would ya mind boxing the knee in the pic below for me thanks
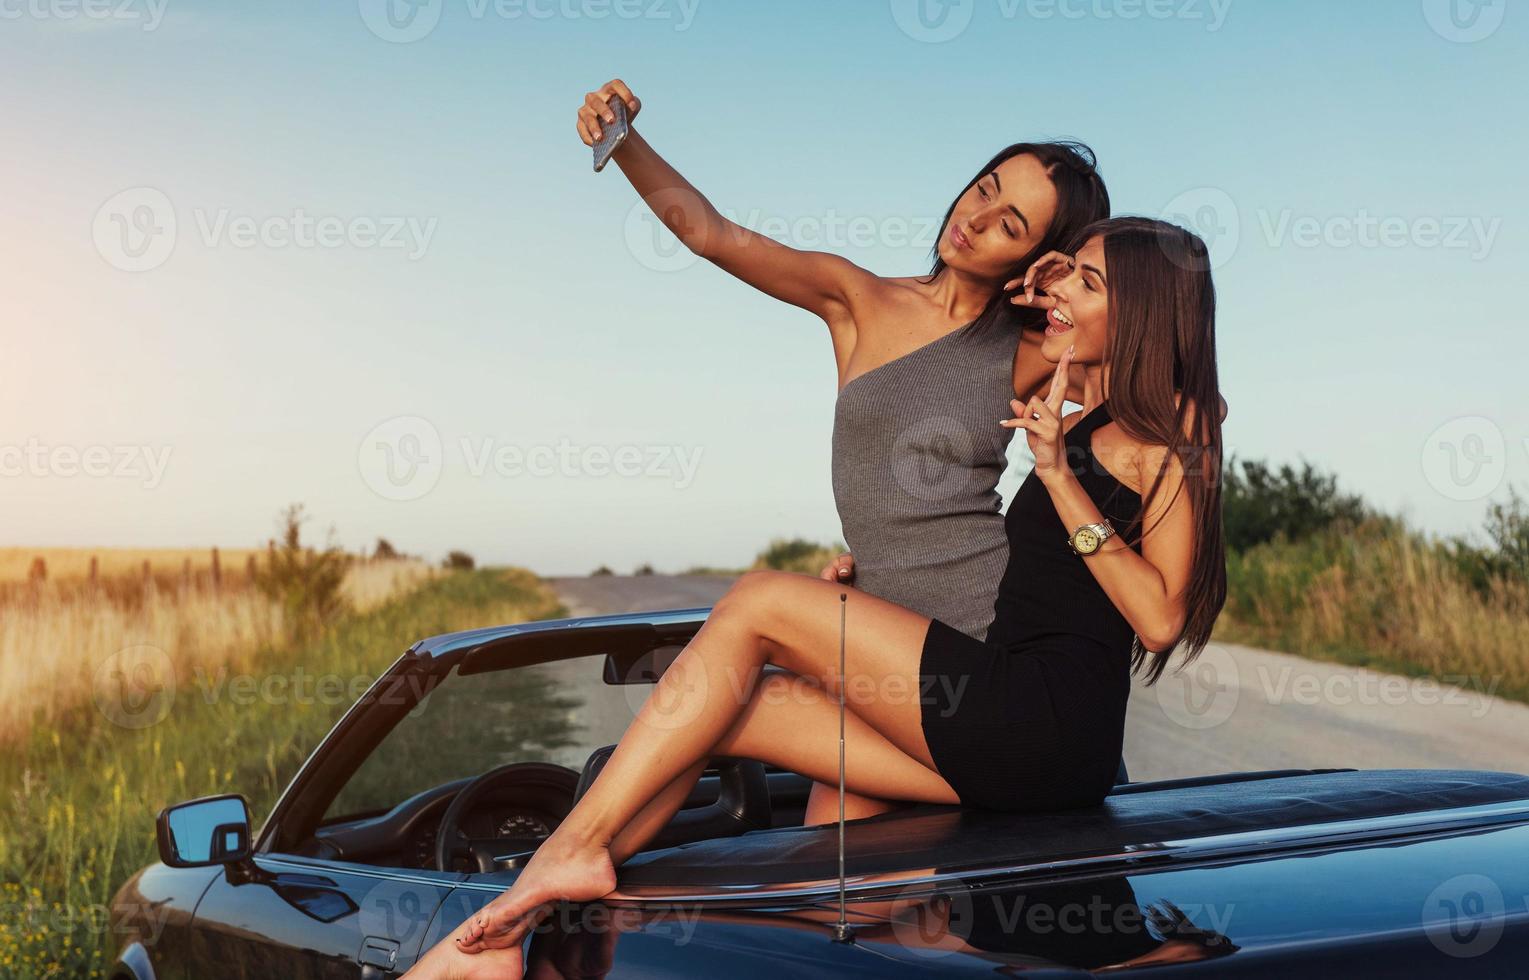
[715,570,791,620]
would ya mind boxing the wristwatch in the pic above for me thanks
[1067,519,1115,556]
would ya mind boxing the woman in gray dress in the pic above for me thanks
[579,79,1110,824]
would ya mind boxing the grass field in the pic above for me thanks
[0,553,440,744]
[0,565,563,979]
[1218,518,1529,704]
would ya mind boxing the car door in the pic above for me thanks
[185,854,460,978]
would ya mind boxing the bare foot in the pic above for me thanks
[455,830,618,954]
[402,926,525,979]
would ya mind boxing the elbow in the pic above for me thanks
[683,207,727,260]
[1138,613,1187,655]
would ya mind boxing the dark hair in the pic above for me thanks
[1072,216,1227,685]
[923,141,1110,334]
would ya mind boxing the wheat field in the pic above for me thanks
[0,547,263,584]
[0,551,438,744]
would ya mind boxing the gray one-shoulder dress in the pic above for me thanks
[831,317,1020,640]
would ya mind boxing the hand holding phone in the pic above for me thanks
[592,95,629,172]
[580,81,640,172]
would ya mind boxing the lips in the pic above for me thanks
[1044,307,1075,337]
[950,225,972,250]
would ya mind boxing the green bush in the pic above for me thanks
[1442,484,1529,597]
[1222,455,1372,551]
[251,504,351,640]
[750,537,846,576]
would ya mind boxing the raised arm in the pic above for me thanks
[580,80,877,334]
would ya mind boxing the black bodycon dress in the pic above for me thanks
[918,398,1143,811]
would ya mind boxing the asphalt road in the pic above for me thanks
[547,574,1529,784]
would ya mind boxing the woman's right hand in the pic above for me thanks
[820,552,855,584]
[577,79,642,146]
[1004,250,1076,310]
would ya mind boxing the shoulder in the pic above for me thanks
[835,274,920,335]
[1131,392,1216,498]
[1173,390,1228,431]
[818,266,898,339]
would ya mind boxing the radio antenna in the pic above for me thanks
[832,592,855,943]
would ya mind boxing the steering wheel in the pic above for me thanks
[434,762,581,873]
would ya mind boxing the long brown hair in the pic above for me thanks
[923,141,1111,335]
[1078,217,1226,684]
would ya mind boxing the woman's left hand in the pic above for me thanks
[1001,343,1074,480]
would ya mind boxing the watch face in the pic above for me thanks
[1076,528,1100,554]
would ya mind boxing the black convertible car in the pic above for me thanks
[111,607,1529,977]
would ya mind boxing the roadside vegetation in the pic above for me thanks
[1217,459,1529,703]
[713,460,1529,704]
[0,508,562,979]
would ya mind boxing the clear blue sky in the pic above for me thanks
[2,0,1525,572]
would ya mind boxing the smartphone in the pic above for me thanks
[592,96,629,173]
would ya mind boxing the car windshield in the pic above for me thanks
[324,652,639,822]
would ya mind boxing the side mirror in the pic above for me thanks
[156,794,253,868]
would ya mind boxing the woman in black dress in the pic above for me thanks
[414,216,1225,978]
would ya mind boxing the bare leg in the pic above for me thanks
[441,571,958,967]
[802,778,901,826]
[607,759,706,864]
